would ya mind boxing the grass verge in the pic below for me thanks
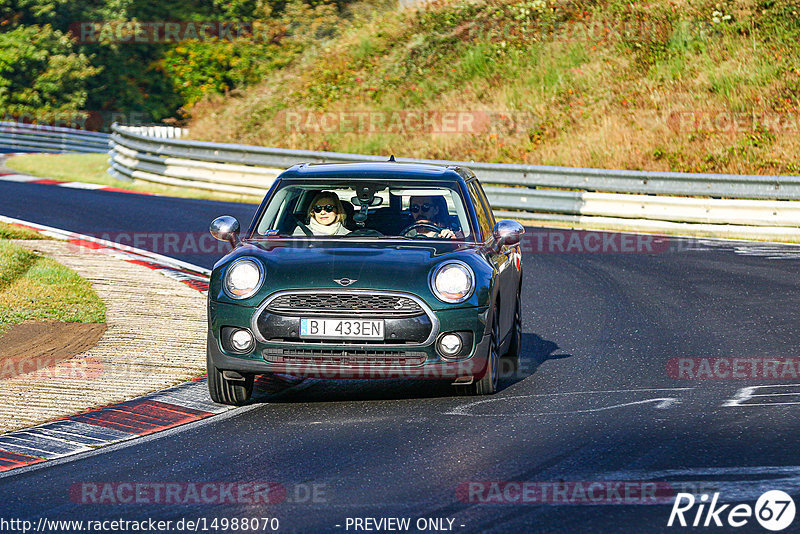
[0,222,44,240]
[0,239,106,336]
[4,153,262,203]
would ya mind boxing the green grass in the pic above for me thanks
[458,44,497,80]
[353,35,377,61]
[0,222,43,240]
[5,153,261,203]
[0,240,106,335]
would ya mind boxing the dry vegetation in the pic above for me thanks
[187,0,800,175]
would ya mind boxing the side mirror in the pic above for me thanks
[492,220,524,249]
[210,216,241,248]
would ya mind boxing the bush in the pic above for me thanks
[0,25,99,120]
[162,0,348,108]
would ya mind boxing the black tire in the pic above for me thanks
[207,351,253,406]
[455,311,499,396]
[502,289,522,376]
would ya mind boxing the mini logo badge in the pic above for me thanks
[334,278,357,287]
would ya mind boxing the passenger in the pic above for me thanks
[407,195,461,239]
[294,191,350,236]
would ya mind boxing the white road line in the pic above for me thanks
[727,401,800,406]
[723,384,800,407]
[0,441,65,459]
[0,174,38,182]
[490,387,695,397]
[37,420,135,442]
[59,182,107,190]
[689,238,800,260]
[445,388,693,417]
[19,428,118,447]
[0,433,93,457]
[447,398,681,417]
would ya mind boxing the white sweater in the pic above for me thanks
[293,219,350,236]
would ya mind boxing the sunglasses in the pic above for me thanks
[410,203,433,213]
[312,204,337,214]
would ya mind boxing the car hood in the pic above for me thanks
[240,240,483,290]
[209,239,491,310]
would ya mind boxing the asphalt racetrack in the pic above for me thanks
[1,179,799,533]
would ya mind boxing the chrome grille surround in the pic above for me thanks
[250,289,439,347]
[265,293,423,317]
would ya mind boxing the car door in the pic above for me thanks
[467,180,515,344]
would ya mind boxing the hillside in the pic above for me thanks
[187,0,800,175]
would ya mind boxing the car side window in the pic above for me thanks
[473,180,496,228]
[467,182,492,242]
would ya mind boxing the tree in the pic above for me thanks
[0,25,99,121]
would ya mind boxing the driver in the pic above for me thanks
[294,191,349,236]
[407,196,461,239]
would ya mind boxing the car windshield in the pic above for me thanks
[254,180,474,241]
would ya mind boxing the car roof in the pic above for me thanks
[278,161,470,181]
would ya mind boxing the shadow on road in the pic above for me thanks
[250,332,570,403]
[498,332,571,390]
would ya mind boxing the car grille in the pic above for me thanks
[263,348,426,366]
[265,292,424,317]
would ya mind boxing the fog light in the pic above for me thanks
[230,329,254,352]
[438,333,463,357]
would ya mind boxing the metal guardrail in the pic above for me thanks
[4,120,796,239]
[0,121,110,153]
[107,124,800,238]
[110,123,800,200]
[109,125,279,196]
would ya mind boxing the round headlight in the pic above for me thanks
[431,261,475,303]
[224,258,263,299]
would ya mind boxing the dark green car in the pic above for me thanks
[207,161,524,405]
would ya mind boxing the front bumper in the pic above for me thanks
[208,300,491,380]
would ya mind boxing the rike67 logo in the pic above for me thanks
[668,491,796,531]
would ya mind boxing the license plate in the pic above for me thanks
[299,318,384,340]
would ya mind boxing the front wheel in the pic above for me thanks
[455,311,499,396]
[207,351,253,406]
